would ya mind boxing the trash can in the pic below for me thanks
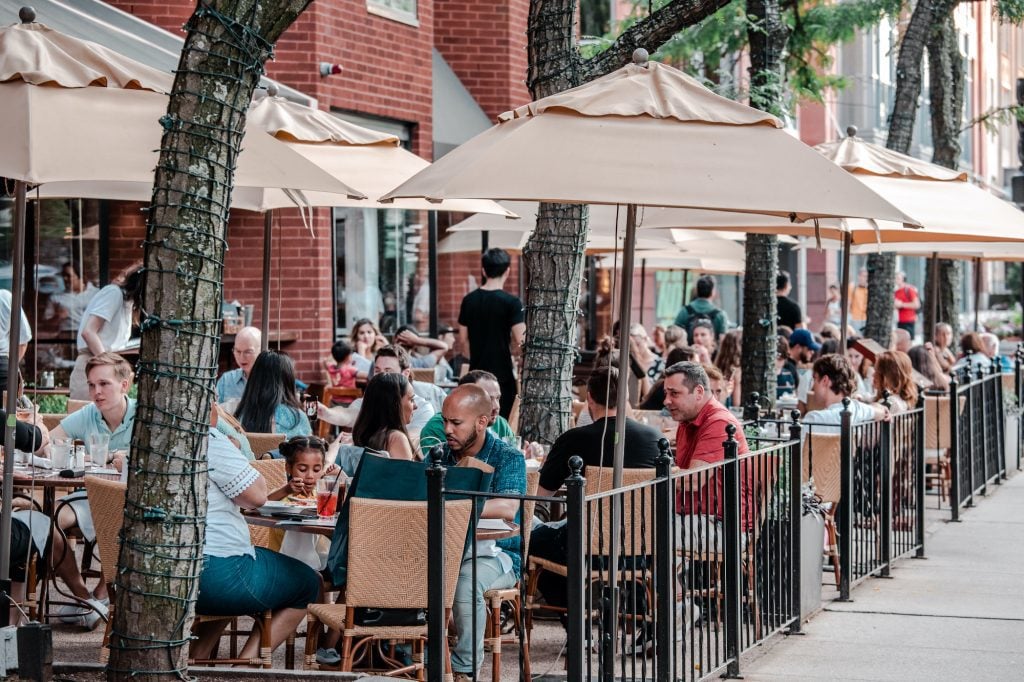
[801,512,825,619]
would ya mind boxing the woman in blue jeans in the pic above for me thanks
[191,427,321,660]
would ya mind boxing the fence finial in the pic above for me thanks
[842,396,851,411]
[568,455,584,479]
[657,438,671,459]
[428,444,445,467]
[725,423,737,440]
[789,409,800,424]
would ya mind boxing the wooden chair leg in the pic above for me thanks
[99,599,114,663]
[826,517,841,587]
[303,613,321,670]
[340,611,356,672]
[487,595,501,681]
[516,594,531,680]
[260,610,273,668]
[524,565,541,634]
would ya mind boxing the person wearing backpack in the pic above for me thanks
[674,275,728,340]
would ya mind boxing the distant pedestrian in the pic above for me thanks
[776,270,804,329]
[458,248,525,419]
[674,275,727,341]
[823,284,842,327]
[848,268,869,331]
[893,271,920,337]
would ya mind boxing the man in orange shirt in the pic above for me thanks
[848,268,869,331]
[664,362,753,550]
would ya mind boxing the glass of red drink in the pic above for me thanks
[316,476,339,519]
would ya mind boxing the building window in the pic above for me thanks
[367,0,418,27]
[329,112,427,337]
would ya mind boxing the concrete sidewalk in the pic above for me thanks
[741,472,1024,681]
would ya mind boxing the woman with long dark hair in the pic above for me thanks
[351,372,415,459]
[234,351,311,438]
[713,329,742,406]
[69,265,144,399]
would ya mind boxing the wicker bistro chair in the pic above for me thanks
[802,433,842,587]
[66,399,90,415]
[303,497,473,677]
[85,476,276,669]
[923,394,965,503]
[248,433,286,460]
[248,459,287,550]
[318,387,362,439]
[482,469,539,681]
[525,467,657,633]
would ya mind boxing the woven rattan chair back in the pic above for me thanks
[522,470,540,556]
[84,476,126,586]
[802,432,842,505]
[345,497,472,610]
[583,466,657,558]
[923,394,965,450]
[66,399,90,415]
[247,433,285,459]
[40,413,63,431]
[748,454,781,532]
[410,368,435,384]
[250,459,287,491]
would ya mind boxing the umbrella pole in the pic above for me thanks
[639,258,647,325]
[0,181,28,624]
[974,256,982,331]
[930,253,939,330]
[260,210,272,352]
[839,232,852,349]
[608,204,638,667]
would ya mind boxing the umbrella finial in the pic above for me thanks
[846,125,858,138]
[19,6,35,23]
[266,83,279,97]
[632,48,649,67]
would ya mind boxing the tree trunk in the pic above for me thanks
[740,0,787,407]
[741,234,778,404]
[871,0,958,346]
[108,2,310,679]
[520,0,730,442]
[924,10,964,341]
[923,257,961,339]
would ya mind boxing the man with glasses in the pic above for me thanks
[216,326,261,404]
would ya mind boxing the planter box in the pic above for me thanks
[801,513,825,619]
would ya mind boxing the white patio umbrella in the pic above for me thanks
[382,51,920,656]
[0,11,358,591]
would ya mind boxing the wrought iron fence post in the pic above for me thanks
[426,448,447,682]
[915,402,927,558]
[723,424,742,678]
[564,456,587,682]
[880,392,893,578]
[948,373,962,522]
[654,438,674,680]
[993,358,1006,482]
[1016,344,1023,472]
[787,410,803,634]
[975,360,985,499]
[839,398,853,601]
[743,391,761,424]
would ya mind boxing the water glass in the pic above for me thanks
[51,439,70,469]
[87,433,110,469]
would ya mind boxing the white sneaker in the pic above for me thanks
[76,598,108,630]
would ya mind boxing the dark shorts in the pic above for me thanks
[197,547,320,616]
[10,518,35,583]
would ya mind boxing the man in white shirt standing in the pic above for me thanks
[0,288,32,389]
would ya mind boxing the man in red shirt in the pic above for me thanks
[894,271,920,337]
[664,362,753,550]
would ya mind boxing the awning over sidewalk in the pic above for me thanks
[0,0,314,105]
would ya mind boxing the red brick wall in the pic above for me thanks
[434,0,531,121]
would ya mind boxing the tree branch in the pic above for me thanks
[582,0,734,80]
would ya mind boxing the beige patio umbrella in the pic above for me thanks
[382,52,920,648]
[439,226,680,254]
[0,12,358,590]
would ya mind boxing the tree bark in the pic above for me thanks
[108,2,310,679]
[923,257,962,338]
[870,0,958,346]
[740,0,787,407]
[520,0,729,442]
[924,10,964,340]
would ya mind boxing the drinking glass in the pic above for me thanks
[316,477,339,519]
[87,433,110,469]
[51,438,70,469]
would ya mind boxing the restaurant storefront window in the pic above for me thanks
[0,194,103,383]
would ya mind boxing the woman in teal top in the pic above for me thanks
[234,351,312,438]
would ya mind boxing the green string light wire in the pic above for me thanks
[105,2,274,675]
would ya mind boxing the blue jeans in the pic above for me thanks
[451,554,516,674]
[197,548,320,616]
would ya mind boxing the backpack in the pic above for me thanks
[684,304,721,339]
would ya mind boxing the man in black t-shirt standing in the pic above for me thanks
[776,270,804,329]
[458,248,526,419]
[530,367,663,608]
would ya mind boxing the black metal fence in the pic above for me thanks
[948,358,1008,521]
[424,425,806,681]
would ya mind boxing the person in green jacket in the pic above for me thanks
[674,275,728,340]
[418,370,516,456]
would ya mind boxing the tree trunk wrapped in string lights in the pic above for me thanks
[520,0,732,443]
[108,2,310,680]
[740,0,787,407]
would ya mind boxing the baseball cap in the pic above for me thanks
[789,328,822,352]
